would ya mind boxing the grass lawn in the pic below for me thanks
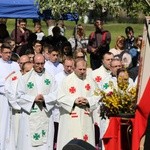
[6,19,144,67]
[7,19,144,48]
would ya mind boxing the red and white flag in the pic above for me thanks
[132,78,150,150]
[132,16,150,150]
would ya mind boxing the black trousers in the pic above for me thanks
[53,122,59,149]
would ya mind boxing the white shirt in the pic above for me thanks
[36,32,45,41]
[44,61,64,76]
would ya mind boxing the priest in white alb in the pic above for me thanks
[5,55,32,147]
[16,54,57,150]
[0,43,20,150]
[53,57,74,149]
[57,58,101,150]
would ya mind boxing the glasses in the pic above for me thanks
[111,65,122,68]
[35,62,45,66]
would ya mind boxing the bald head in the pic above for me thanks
[19,55,30,69]
[20,55,30,62]
[33,54,45,73]
[33,54,45,62]
[74,58,87,80]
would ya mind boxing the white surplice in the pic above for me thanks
[91,65,111,127]
[5,71,22,147]
[44,61,64,76]
[5,71,22,110]
[0,58,20,150]
[16,69,57,150]
[57,72,101,150]
[99,75,134,150]
[53,71,67,123]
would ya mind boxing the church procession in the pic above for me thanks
[0,12,149,150]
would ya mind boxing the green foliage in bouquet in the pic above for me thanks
[95,76,137,119]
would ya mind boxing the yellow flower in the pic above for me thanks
[97,80,137,118]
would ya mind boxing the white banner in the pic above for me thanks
[137,16,150,103]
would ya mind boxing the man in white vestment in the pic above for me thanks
[53,57,74,149]
[98,58,123,150]
[57,58,101,150]
[92,52,114,85]
[5,55,32,147]
[0,43,20,150]
[5,55,31,110]
[16,54,57,150]
[99,67,134,148]
[91,52,114,147]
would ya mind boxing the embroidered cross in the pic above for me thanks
[27,82,34,89]
[85,84,91,91]
[33,133,40,140]
[69,87,76,94]
[12,76,17,81]
[83,134,88,142]
[42,130,46,136]
[103,83,109,89]
[44,79,51,85]
[31,108,38,113]
[95,76,102,82]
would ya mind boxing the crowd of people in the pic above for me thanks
[0,18,141,150]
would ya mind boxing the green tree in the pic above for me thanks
[35,0,150,20]
[120,0,150,18]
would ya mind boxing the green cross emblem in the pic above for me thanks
[33,133,40,140]
[103,83,109,89]
[31,107,38,113]
[42,130,46,136]
[44,79,51,85]
[27,82,34,89]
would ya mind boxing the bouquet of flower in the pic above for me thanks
[95,77,137,119]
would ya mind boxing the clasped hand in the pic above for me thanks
[75,97,88,106]
[35,94,44,103]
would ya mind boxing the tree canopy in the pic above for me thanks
[35,0,150,20]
